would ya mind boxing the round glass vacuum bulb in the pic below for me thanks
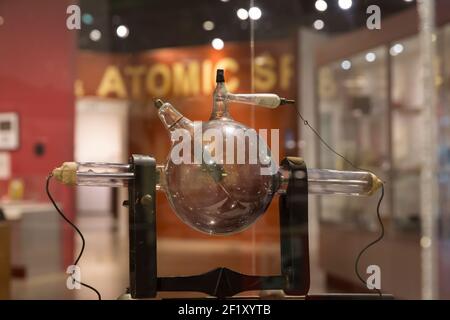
[163,118,275,235]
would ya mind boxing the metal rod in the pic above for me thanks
[307,179,369,186]
[78,162,132,169]
[77,172,135,179]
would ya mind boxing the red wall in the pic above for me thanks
[0,0,76,266]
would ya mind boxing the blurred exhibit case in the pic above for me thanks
[315,5,450,298]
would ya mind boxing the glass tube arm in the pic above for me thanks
[277,168,383,196]
[225,93,295,109]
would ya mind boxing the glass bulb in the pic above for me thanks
[153,70,278,235]
[156,96,275,235]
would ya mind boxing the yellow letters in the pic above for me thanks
[97,66,128,98]
[172,62,200,96]
[146,63,171,97]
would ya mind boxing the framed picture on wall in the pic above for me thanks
[0,112,19,151]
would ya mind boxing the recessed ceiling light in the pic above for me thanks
[116,25,129,38]
[341,60,352,70]
[365,52,376,62]
[313,19,324,30]
[237,8,249,20]
[248,7,262,20]
[338,0,352,10]
[212,38,224,50]
[315,0,328,12]
[82,13,94,25]
[390,43,404,56]
[203,20,215,31]
[89,29,102,42]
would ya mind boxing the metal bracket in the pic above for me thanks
[128,155,157,298]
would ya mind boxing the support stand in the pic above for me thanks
[128,155,157,298]
[126,155,309,299]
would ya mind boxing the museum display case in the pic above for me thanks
[316,4,450,298]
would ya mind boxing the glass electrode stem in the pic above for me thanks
[226,93,295,109]
[210,69,231,120]
[209,69,296,114]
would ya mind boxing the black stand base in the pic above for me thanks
[158,268,285,298]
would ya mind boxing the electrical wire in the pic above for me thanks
[354,184,384,296]
[293,106,385,297]
[46,174,102,300]
[293,107,384,180]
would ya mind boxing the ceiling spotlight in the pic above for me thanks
[82,13,94,25]
[404,0,414,2]
[203,20,215,31]
[212,38,224,50]
[365,52,376,62]
[248,7,262,20]
[341,60,352,70]
[390,43,404,56]
[313,19,324,30]
[116,25,129,38]
[220,0,230,2]
[89,29,102,42]
[237,8,249,20]
[315,0,328,12]
[338,0,352,10]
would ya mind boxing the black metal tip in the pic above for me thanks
[154,99,164,109]
[216,69,225,83]
[280,98,296,105]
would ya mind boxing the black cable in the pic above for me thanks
[292,106,385,296]
[46,174,102,300]
[293,107,384,179]
[354,184,385,296]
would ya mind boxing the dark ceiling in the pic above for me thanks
[79,0,416,52]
